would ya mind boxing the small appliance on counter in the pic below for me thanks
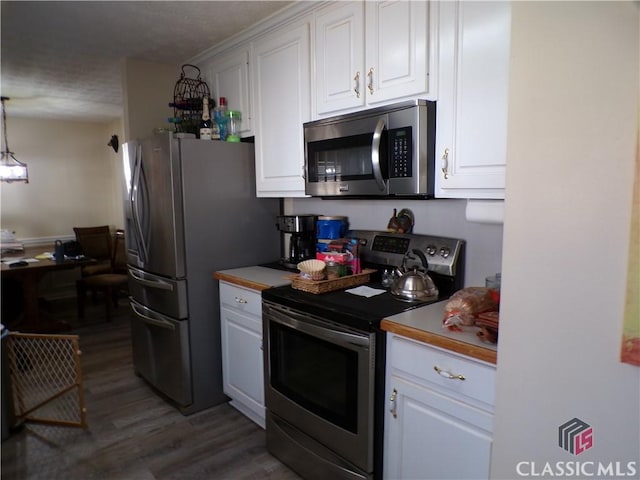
[276,215,318,269]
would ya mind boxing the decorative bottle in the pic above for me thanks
[214,96,228,141]
[199,97,213,140]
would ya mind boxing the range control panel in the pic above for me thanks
[350,230,465,277]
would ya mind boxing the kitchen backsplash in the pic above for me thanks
[285,198,503,287]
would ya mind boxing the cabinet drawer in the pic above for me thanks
[388,333,496,409]
[219,282,262,318]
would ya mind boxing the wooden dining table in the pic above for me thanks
[1,245,96,333]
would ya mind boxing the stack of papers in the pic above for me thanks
[0,229,24,254]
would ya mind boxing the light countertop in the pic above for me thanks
[214,266,292,291]
[381,300,498,364]
[214,266,496,363]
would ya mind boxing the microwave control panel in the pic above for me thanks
[389,127,413,178]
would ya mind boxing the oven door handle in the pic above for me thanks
[267,308,370,349]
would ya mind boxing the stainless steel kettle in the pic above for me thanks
[390,249,439,302]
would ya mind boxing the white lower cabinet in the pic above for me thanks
[384,333,496,480]
[219,281,265,428]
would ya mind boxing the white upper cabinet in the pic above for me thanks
[205,48,253,136]
[314,2,366,115]
[365,1,431,106]
[252,18,311,197]
[435,1,511,199]
[314,1,433,117]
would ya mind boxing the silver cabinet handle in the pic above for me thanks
[441,148,450,179]
[354,71,361,98]
[367,67,374,95]
[434,365,465,381]
[234,296,248,304]
[389,388,398,418]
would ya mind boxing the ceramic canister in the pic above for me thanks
[316,216,348,240]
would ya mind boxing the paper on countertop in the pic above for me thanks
[345,286,387,298]
[1,257,39,264]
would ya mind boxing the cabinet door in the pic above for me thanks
[207,48,253,136]
[384,376,493,480]
[220,305,265,427]
[252,20,311,197]
[315,2,365,115]
[435,1,511,199]
[364,0,430,105]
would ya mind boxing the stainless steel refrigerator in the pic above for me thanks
[122,132,280,415]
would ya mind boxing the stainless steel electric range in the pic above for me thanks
[262,230,465,480]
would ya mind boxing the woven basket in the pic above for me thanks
[290,269,376,294]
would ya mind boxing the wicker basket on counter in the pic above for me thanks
[289,269,376,294]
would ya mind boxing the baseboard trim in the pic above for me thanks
[20,235,75,247]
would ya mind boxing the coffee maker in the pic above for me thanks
[276,215,318,269]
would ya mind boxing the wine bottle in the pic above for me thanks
[199,97,213,140]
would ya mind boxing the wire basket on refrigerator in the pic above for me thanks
[171,64,212,135]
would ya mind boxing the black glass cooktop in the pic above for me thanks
[262,282,442,332]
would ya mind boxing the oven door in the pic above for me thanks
[304,114,390,197]
[263,300,376,473]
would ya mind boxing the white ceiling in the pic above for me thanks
[0,1,293,123]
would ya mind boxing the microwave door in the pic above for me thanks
[305,117,390,196]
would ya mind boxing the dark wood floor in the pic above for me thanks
[1,298,301,480]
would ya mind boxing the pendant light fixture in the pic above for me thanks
[0,96,28,183]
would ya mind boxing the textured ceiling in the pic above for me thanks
[0,1,293,123]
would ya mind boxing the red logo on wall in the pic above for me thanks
[559,418,594,455]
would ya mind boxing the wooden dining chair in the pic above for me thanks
[73,225,113,277]
[76,229,129,322]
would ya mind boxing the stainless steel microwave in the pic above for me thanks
[304,99,435,197]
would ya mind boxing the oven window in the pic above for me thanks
[269,322,358,433]
[307,133,388,183]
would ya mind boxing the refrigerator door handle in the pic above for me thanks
[128,268,174,291]
[131,144,149,265]
[130,299,176,330]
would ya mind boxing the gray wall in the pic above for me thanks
[122,58,178,142]
[286,197,503,287]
